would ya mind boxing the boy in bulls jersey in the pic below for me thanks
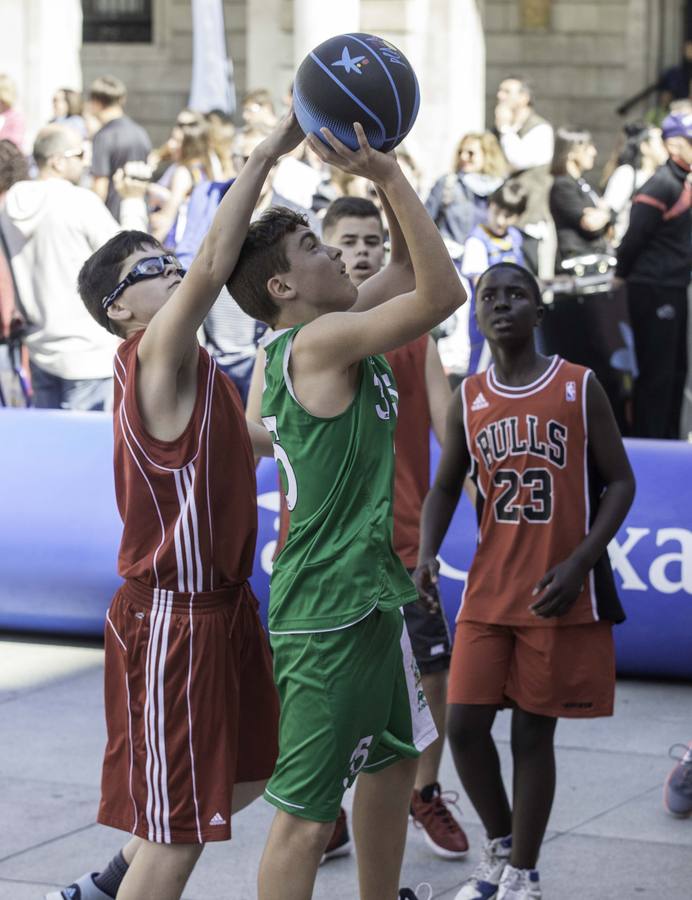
[47,114,304,900]
[229,125,465,900]
[416,262,635,900]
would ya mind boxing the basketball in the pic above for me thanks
[293,32,420,152]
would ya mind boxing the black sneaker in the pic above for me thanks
[399,884,433,899]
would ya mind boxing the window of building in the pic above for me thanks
[82,0,153,43]
[520,0,551,30]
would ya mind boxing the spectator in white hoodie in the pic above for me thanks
[0,125,145,410]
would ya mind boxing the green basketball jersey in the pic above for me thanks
[261,326,417,634]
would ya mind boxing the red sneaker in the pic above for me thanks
[411,782,469,859]
[320,806,352,865]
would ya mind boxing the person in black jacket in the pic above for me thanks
[615,111,692,439]
[550,128,612,272]
[549,127,613,270]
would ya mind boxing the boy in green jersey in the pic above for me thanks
[228,123,466,900]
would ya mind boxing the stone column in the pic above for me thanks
[293,0,361,69]
[246,0,285,97]
[0,0,82,151]
[403,0,486,191]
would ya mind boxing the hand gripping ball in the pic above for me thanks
[293,33,420,152]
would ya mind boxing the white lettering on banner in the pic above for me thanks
[258,491,280,576]
[437,557,468,583]
[256,491,692,597]
[649,528,692,594]
[607,528,650,591]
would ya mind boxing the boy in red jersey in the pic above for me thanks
[46,113,304,900]
[416,262,635,900]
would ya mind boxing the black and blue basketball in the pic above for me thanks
[293,32,420,153]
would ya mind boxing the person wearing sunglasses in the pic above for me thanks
[0,124,148,411]
[47,111,304,900]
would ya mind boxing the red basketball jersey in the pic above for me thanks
[386,335,431,567]
[460,355,622,628]
[113,332,257,592]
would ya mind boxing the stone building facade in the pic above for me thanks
[0,0,687,185]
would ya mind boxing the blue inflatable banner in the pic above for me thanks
[1,409,690,678]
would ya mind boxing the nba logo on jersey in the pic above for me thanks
[565,381,577,402]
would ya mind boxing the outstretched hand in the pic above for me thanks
[258,108,305,162]
[306,122,399,186]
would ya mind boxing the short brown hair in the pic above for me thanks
[227,207,308,327]
[89,75,126,108]
[489,180,528,216]
[78,230,164,336]
[322,196,383,238]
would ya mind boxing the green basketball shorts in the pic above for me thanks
[264,607,438,822]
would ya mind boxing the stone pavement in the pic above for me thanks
[1,636,691,900]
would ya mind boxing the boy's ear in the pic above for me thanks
[535,304,544,324]
[266,275,297,304]
[107,301,134,328]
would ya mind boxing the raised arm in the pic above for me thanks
[138,112,304,371]
[349,182,414,313]
[296,125,466,369]
[425,336,452,445]
[245,345,274,460]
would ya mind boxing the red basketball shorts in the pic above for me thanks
[448,619,616,718]
[98,579,279,844]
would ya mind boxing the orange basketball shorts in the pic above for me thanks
[448,619,616,718]
[98,579,279,844]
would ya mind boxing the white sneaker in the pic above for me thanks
[454,835,512,900]
[497,865,541,899]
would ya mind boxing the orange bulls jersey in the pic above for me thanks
[113,332,257,593]
[459,356,623,628]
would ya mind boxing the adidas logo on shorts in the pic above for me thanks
[209,811,227,826]
[471,391,489,411]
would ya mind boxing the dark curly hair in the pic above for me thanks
[0,139,28,194]
[227,206,308,326]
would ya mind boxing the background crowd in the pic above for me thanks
[0,69,690,439]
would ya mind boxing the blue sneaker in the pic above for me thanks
[664,741,692,818]
[454,835,512,899]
